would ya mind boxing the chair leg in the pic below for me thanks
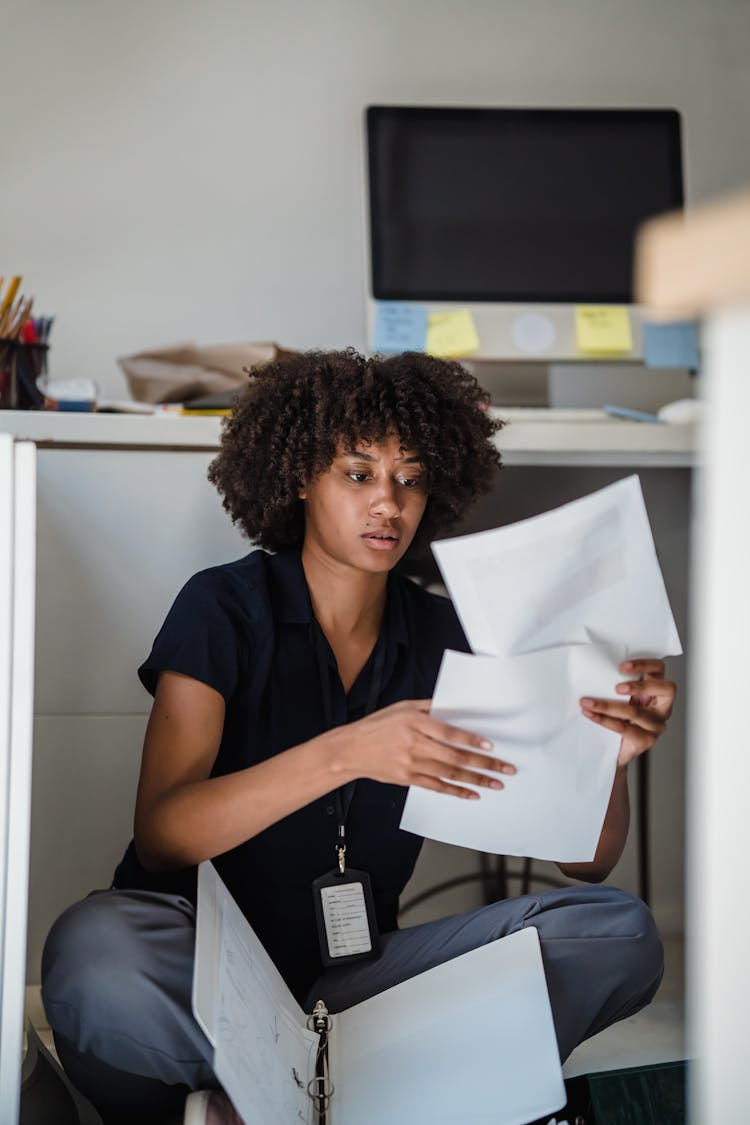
[637,752,651,906]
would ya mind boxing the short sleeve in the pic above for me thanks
[138,571,244,702]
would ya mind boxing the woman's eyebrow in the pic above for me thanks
[343,449,377,461]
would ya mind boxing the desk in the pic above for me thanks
[494,408,694,468]
[0,406,696,465]
[0,409,692,979]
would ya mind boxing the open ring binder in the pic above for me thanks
[194,861,567,1125]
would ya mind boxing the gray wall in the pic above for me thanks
[2,0,750,397]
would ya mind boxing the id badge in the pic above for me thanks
[311,866,381,968]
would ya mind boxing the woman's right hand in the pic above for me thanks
[334,699,516,798]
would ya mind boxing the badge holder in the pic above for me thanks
[312,836,382,968]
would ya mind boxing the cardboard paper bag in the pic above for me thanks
[117,341,296,404]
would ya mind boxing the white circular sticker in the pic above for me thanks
[511,312,557,355]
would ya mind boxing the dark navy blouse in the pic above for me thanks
[113,549,468,999]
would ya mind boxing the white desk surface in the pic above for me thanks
[0,408,696,467]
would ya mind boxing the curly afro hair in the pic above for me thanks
[208,348,502,552]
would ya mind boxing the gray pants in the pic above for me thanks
[41,884,663,1115]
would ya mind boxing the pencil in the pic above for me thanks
[0,276,21,319]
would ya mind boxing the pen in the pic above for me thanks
[603,405,664,424]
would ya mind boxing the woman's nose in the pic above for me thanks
[369,481,401,518]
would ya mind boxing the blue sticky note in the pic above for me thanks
[643,321,700,370]
[373,302,428,353]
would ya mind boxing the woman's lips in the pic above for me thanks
[361,532,400,551]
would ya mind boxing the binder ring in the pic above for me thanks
[307,1074,334,1106]
[307,1010,333,1032]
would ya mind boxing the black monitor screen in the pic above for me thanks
[367,107,683,303]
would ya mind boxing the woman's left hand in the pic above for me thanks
[580,659,676,768]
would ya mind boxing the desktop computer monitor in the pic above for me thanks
[366,106,683,305]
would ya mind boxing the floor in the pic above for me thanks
[25,938,685,1123]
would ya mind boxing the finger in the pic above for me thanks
[586,715,658,760]
[630,695,673,720]
[423,758,506,791]
[411,773,482,800]
[581,710,656,744]
[615,678,675,697]
[581,699,668,734]
[615,680,676,715]
[580,698,667,734]
[582,711,667,742]
[588,715,666,748]
[420,716,496,755]
[619,659,665,678]
[426,740,516,776]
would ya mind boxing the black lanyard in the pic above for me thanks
[312,618,387,872]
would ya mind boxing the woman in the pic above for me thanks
[42,350,674,1124]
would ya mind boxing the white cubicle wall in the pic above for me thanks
[0,436,36,1125]
[688,307,750,1123]
[28,440,249,984]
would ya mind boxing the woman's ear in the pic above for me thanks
[298,480,307,500]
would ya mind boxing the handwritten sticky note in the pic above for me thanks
[643,321,700,369]
[575,306,633,356]
[373,302,428,353]
[426,309,480,358]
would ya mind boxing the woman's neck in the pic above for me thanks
[301,542,388,642]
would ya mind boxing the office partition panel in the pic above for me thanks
[0,436,36,1124]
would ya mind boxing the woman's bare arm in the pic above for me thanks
[133,670,349,871]
[133,670,514,872]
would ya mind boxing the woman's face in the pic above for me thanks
[299,434,428,574]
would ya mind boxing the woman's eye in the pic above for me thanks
[348,472,370,483]
[399,477,423,489]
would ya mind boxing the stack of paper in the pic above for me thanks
[401,475,682,863]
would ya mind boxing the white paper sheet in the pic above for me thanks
[194,864,565,1125]
[194,862,317,1124]
[432,475,682,659]
[215,905,317,1124]
[400,476,681,861]
[401,646,621,861]
[334,926,566,1125]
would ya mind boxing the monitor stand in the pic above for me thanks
[548,363,694,411]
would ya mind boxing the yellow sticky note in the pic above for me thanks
[426,309,480,358]
[575,306,633,356]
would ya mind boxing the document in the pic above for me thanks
[194,861,567,1125]
[430,476,681,660]
[400,476,681,861]
[402,645,621,860]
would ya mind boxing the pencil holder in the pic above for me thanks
[0,340,48,409]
